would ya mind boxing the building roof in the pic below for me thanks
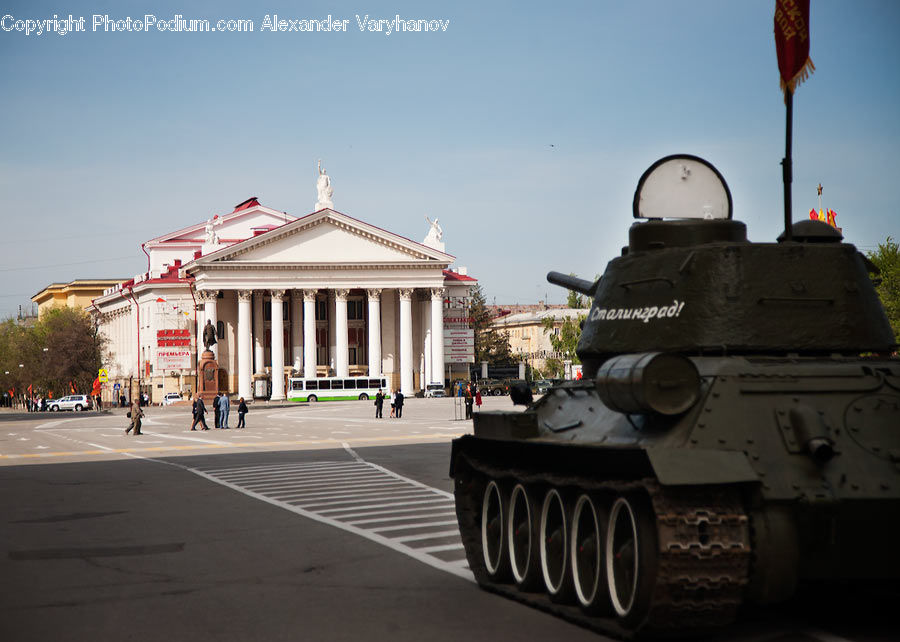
[32,278,128,304]
[492,307,590,327]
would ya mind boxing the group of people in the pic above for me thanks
[373,388,404,418]
[464,383,482,419]
[190,394,248,430]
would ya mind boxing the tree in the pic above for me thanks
[541,313,586,378]
[0,308,105,399]
[868,237,900,340]
[469,284,515,365]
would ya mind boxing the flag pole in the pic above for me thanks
[781,89,793,241]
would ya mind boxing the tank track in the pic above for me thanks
[453,451,751,638]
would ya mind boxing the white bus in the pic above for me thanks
[287,376,391,403]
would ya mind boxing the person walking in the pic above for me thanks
[191,395,209,430]
[220,394,231,429]
[394,389,404,418]
[126,398,144,435]
[213,393,221,428]
[374,389,384,418]
[236,397,248,428]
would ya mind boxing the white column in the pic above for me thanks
[431,288,445,387]
[399,288,414,395]
[291,290,302,372]
[237,290,252,400]
[366,289,382,378]
[204,290,219,360]
[423,297,432,385]
[334,288,350,378]
[327,291,336,374]
[270,289,285,400]
[253,292,264,375]
[196,293,206,365]
[303,289,317,379]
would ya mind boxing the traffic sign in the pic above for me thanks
[98,368,108,383]
[113,383,121,390]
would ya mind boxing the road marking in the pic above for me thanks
[184,454,472,582]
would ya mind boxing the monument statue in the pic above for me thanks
[315,159,334,210]
[423,216,445,252]
[202,319,217,351]
[204,215,222,246]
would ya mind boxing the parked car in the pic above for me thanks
[162,392,183,406]
[423,383,445,398]
[49,394,93,412]
[532,379,554,395]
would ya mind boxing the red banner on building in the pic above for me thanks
[774,0,814,93]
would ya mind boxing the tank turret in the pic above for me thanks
[449,155,900,638]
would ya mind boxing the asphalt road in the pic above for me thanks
[1,399,895,641]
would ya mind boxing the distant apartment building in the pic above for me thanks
[31,279,126,319]
[491,307,590,371]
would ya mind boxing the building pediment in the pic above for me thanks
[189,208,455,269]
[148,201,296,247]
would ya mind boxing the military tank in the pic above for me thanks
[450,154,900,638]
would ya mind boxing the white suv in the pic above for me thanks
[49,395,93,412]
[162,393,182,406]
[423,383,445,398]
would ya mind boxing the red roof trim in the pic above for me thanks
[443,269,477,282]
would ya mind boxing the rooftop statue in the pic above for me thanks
[423,216,445,252]
[315,160,334,210]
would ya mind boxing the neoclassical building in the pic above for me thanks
[90,185,476,403]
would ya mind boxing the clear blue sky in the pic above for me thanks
[2,0,898,318]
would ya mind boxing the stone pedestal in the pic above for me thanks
[199,350,219,403]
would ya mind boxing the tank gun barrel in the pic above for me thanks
[547,271,598,297]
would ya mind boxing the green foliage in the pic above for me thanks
[469,284,516,365]
[541,313,585,378]
[0,307,105,398]
[867,237,900,340]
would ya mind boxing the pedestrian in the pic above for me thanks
[389,391,396,418]
[95,395,102,411]
[394,389,404,418]
[191,395,209,430]
[126,398,144,435]
[213,393,221,428]
[374,389,384,418]
[475,385,483,412]
[220,394,231,429]
[465,387,474,419]
[237,397,248,428]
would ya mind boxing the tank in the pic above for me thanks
[449,154,900,638]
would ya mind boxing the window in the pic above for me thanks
[316,299,327,321]
[348,347,357,365]
[347,299,364,320]
[368,379,382,389]
[291,380,304,391]
[332,379,344,390]
[306,380,318,390]
[216,321,224,339]
[343,379,356,390]
[318,380,331,390]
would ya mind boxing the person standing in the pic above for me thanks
[95,395,102,411]
[374,389,384,418]
[126,398,144,435]
[464,387,474,419]
[191,395,209,430]
[394,389,404,418]
[220,394,231,429]
[213,393,221,428]
[475,385,483,412]
[236,397,248,428]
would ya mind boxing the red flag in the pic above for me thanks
[91,377,102,395]
[69,381,77,394]
[27,384,33,395]
[774,0,814,94]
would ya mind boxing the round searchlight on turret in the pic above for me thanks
[633,154,733,220]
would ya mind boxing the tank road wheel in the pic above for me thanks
[507,483,542,590]
[570,493,611,614]
[606,494,658,625]
[540,488,574,602]
[481,480,510,580]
